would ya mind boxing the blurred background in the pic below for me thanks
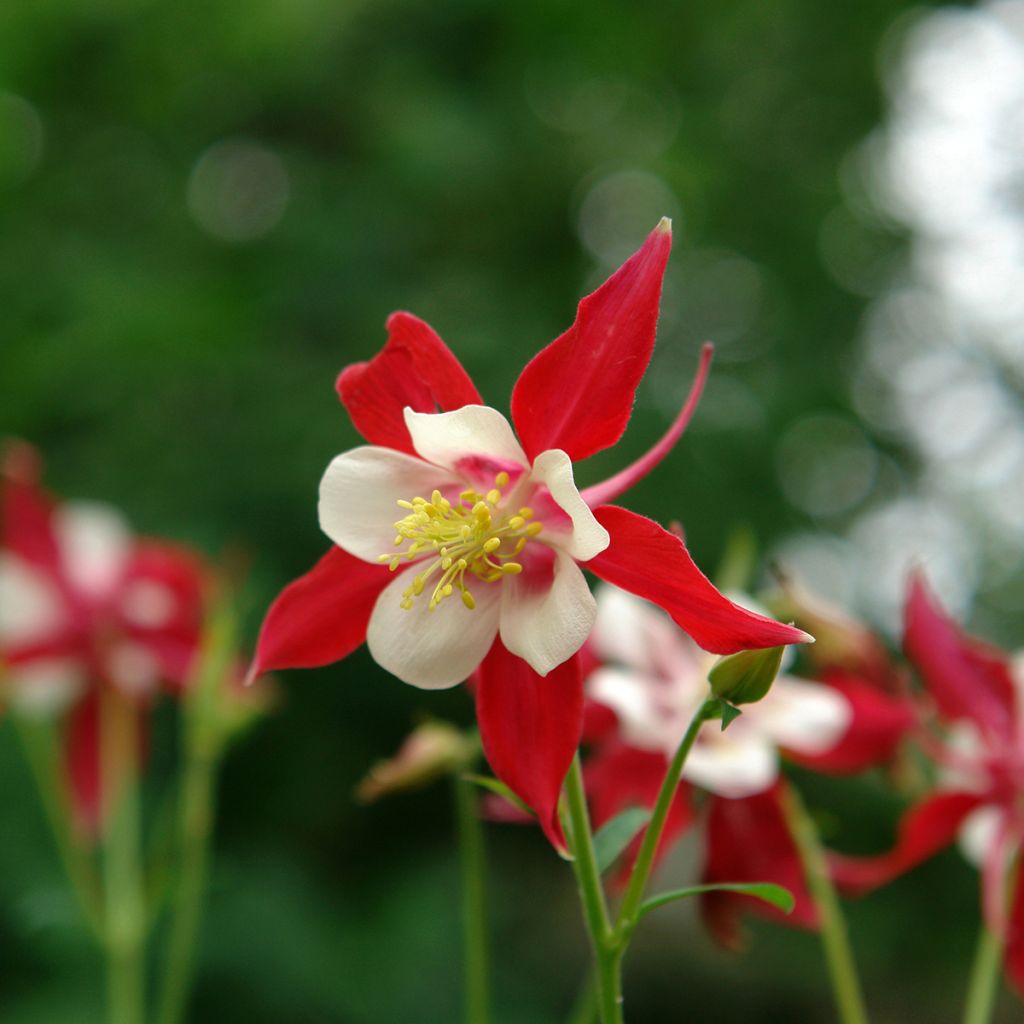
[3,0,1024,1020]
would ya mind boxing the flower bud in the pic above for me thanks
[355,721,475,803]
[709,644,786,706]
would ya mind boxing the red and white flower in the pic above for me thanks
[832,573,1024,993]
[583,584,906,943]
[250,220,810,851]
[0,441,207,831]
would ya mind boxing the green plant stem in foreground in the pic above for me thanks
[101,688,147,1024]
[963,921,1004,1024]
[565,699,718,1024]
[616,699,717,932]
[780,782,869,1024]
[155,740,219,1024]
[454,774,491,1024]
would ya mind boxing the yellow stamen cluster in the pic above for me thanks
[377,470,542,611]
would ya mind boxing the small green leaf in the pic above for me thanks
[638,881,795,919]
[719,702,743,731]
[461,774,534,817]
[594,807,651,873]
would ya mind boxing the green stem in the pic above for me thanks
[11,714,104,939]
[780,781,869,1024]
[154,741,219,1024]
[564,756,621,1024]
[616,699,717,930]
[454,774,490,1024]
[564,971,598,1024]
[963,924,1003,1024]
[101,688,147,1024]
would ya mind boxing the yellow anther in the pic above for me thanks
[501,562,523,575]
[389,556,401,571]
[495,471,510,488]
[393,535,403,546]
[462,590,476,610]
[508,516,525,530]
[526,522,543,537]
[482,537,501,554]
[377,554,392,563]
[486,488,501,504]
[397,500,415,510]
[519,507,534,519]
[460,489,479,503]
[442,556,453,569]
[431,489,444,506]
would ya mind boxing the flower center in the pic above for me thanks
[378,470,543,611]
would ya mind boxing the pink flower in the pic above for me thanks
[0,441,207,833]
[249,221,809,851]
[832,573,1024,993]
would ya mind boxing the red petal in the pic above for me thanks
[584,742,693,887]
[1,440,62,576]
[587,506,811,654]
[475,639,583,855]
[830,790,986,894]
[701,785,817,949]
[336,312,483,454]
[511,221,672,462]
[788,670,916,774]
[904,573,1016,740]
[64,691,102,838]
[249,546,389,679]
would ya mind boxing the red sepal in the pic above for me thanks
[587,506,811,654]
[336,312,482,455]
[904,573,1016,740]
[1,440,62,576]
[701,785,817,949]
[585,742,693,886]
[511,221,672,463]
[65,690,102,838]
[249,546,389,679]
[830,790,986,894]
[789,670,916,774]
[475,640,583,855]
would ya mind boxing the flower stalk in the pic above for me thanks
[963,923,1004,1024]
[454,773,491,1024]
[100,687,147,1024]
[779,781,869,1024]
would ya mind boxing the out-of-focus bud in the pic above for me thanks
[356,721,476,803]
[709,644,786,706]
[772,574,892,685]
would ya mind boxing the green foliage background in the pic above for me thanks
[1,0,1013,1020]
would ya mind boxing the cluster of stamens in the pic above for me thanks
[377,471,542,611]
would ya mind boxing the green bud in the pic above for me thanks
[708,644,786,705]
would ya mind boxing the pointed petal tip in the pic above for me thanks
[243,659,260,688]
[656,216,672,235]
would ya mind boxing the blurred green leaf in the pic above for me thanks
[639,882,795,920]
[594,808,650,874]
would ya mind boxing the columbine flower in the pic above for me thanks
[249,220,809,850]
[0,441,206,832]
[583,584,901,944]
[832,573,1024,993]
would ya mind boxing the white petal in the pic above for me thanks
[56,502,132,601]
[0,555,66,644]
[499,550,596,676]
[107,642,162,697]
[751,676,853,756]
[6,659,87,719]
[319,447,459,563]
[958,804,1006,868]
[366,565,501,689]
[529,450,609,561]
[684,733,779,798]
[121,580,178,628]
[404,406,529,473]
[587,666,694,753]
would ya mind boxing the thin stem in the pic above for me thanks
[564,756,621,1024]
[962,924,1003,1024]
[780,781,869,1024]
[101,687,147,1024]
[616,698,716,931]
[564,971,598,1024]
[454,774,490,1024]
[154,741,219,1024]
[11,714,104,939]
